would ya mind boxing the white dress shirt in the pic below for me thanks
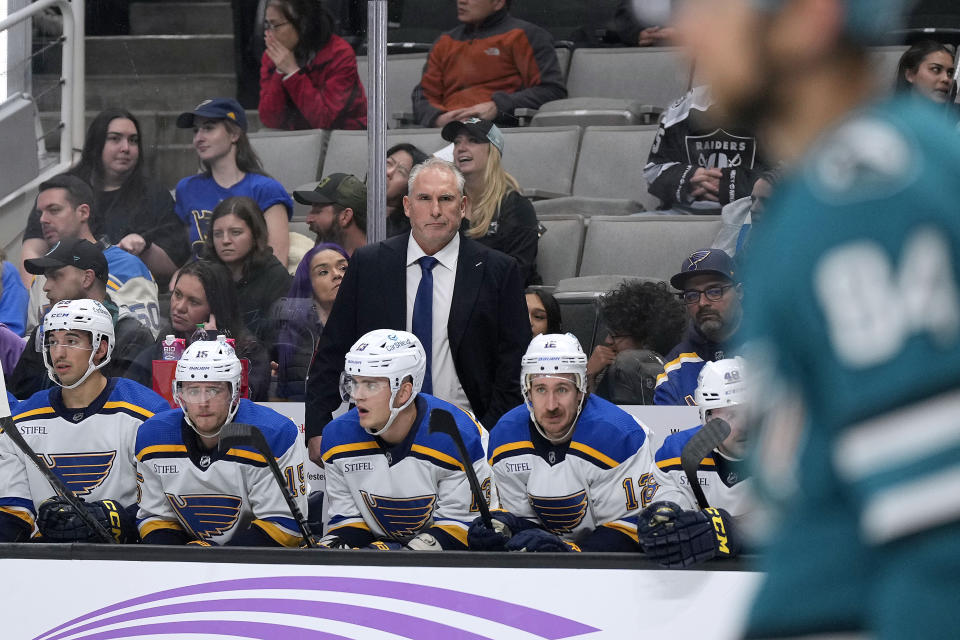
[405,233,472,412]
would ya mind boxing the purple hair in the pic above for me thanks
[288,242,350,300]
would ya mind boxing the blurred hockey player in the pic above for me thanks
[135,338,307,546]
[318,329,491,551]
[0,299,168,542]
[469,333,654,552]
[675,0,960,636]
[638,358,752,567]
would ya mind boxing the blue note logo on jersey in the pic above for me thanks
[42,452,117,496]
[528,490,588,534]
[361,491,437,539]
[166,493,243,540]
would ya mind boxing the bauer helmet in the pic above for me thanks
[174,336,243,434]
[340,329,426,436]
[41,299,114,389]
[520,333,588,443]
[695,357,747,424]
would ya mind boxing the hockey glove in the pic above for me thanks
[37,497,137,543]
[637,502,740,568]
[316,534,353,549]
[505,528,580,552]
[186,539,218,547]
[366,540,405,551]
[467,511,537,551]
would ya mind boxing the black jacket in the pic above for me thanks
[473,190,542,286]
[236,254,293,343]
[305,232,531,439]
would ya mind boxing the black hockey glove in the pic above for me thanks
[505,528,580,552]
[467,511,537,551]
[637,501,740,568]
[37,497,137,543]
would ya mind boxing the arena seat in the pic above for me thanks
[577,215,723,281]
[248,129,329,193]
[533,197,641,218]
[321,128,446,179]
[536,214,586,286]
[499,125,582,198]
[356,52,429,128]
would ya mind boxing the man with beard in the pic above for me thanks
[654,248,742,405]
[293,173,367,256]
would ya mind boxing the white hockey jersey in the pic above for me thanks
[649,425,753,516]
[489,395,655,550]
[0,378,170,533]
[135,399,308,547]
[320,394,492,550]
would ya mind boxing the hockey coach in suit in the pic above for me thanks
[304,157,530,463]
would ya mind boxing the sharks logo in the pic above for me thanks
[167,494,243,540]
[528,491,588,534]
[42,452,117,496]
[361,491,437,539]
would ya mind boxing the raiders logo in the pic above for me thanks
[685,129,756,170]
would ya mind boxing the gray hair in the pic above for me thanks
[407,157,465,197]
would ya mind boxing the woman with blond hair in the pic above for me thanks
[442,118,541,285]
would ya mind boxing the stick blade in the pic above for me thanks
[218,422,266,453]
[428,408,459,438]
[680,417,732,475]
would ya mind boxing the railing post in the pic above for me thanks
[366,0,387,244]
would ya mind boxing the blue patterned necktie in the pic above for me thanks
[412,255,439,394]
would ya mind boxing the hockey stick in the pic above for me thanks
[680,417,732,510]
[428,408,493,529]
[218,422,318,548]
[0,369,116,543]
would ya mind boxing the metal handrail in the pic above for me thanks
[0,0,84,209]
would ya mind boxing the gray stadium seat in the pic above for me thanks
[536,214,586,286]
[321,128,447,179]
[356,52,429,128]
[499,125,582,199]
[577,215,723,281]
[248,128,329,193]
[533,197,641,218]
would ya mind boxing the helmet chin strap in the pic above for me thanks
[45,339,110,390]
[177,385,241,441]
[524,375,587,445]
[363,387,416,437]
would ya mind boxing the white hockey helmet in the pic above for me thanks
[174,337,243,434]
[42,299,115,389]
[520,333,588,443]
[695,357,747,423]
[340,329,427,436]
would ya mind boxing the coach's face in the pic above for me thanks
[404,166,466,256]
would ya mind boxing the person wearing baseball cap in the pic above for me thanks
[674,1,960,638]
[11,238,154,399]
[293,173,367,256]
[174,97,294,265]
[440,118,541,286]
[653,248,742,407]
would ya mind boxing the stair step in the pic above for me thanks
[130,2,232,36]
[34,35,235,76]
[34,73,237,111]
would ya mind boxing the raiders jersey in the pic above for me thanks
[135,399,307,547]
[0,378,169,536]
[489,395,654,551]
[320,394,492,550]
[649,425,753,516]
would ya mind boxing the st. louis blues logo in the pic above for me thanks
[361,491,437,539]
[167,494,243,540]
[685,249,713,271]
[42,452,116,496]
[528,490,588,534]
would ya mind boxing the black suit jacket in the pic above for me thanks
[305,232,531,439]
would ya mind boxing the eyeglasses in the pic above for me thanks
[679,284,734,305]
[264,20,290,31]
[179,386,227,402]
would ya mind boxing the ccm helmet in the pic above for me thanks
[174,337,243,435]
[520,333,588,443]
[340,329,426,436]
[694,357,747,424]
[42,299,115,389]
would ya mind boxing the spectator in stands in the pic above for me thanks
[0,249,27,336]
[611,0,676,46]
[305,157,530,463]
[21,110,189,289]
[128,260,270,401]
[259,0,367,131]
[203,196,292,343]
[386,143,430,238]
[645,86,770,214]
[23,175,160,338]
[10,238,154,399]
[587,280,685,404]
[411,0,567,128]
[895,40,956,104]
[293,173,367,256]
[525,288,562,337]
[271,243,349,401]
[175,98,294,266]
[0,323,24,381]
[442,118,541,285]
[654,249,742,406]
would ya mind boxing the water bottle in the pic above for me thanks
[161,335,185,360]
[189,324,209,346]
